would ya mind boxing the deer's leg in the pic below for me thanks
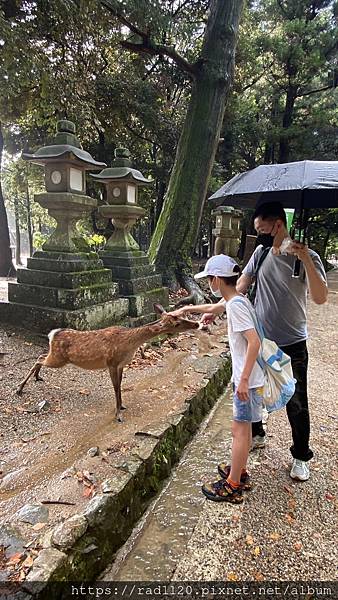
[108,365,124,423]
[16,354,48,395]
[119,367,127,410]
[16,352,66,395]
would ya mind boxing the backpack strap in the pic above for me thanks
[232,297,266,372]
[231,297,265,341]
[248,247,270,305]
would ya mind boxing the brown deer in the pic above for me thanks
[16,304,200,422]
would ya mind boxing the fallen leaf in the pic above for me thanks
[21,555,34,568]
[254,572,264,581]
[32,523,46,531]
[253,546,260,556]
[83,485,94,498]
[325,492,335,501]
[269,532,281,541]
[227,572,238,581]
[288,498,296,511]
[6,552,24,566]
[78,389,90,395]
[286,514,296,525]
[245,534,254,546]
[294,541,302,552]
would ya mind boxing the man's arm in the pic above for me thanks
[236,273,252,295]
[236,328,261,401]
[291,243,328,305]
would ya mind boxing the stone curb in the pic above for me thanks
[21,355,231,598]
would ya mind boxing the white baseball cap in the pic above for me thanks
[194,254,239,280]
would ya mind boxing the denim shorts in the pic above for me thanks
[233,385,264,423]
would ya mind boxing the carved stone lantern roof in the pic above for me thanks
[22,120,106,170]
[90,148,152,185]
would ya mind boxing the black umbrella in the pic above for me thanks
[209,160,338,209]
[209,160,338,276]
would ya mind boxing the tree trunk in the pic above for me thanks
[0,122,16,276]
[264,94,280,164]
[14,196,22,266]
[149,0,244,286]
[278,87,297,163]
[25,174,33,257]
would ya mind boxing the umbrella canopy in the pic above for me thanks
[209,160,338,209]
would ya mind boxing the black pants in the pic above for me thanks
[252,340,313,462]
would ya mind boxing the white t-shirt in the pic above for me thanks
[225,295,265,389]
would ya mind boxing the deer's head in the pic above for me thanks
[154,303,199,332]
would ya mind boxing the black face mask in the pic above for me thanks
[257,233,274,248]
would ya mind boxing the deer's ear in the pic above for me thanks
[153,303,166,315]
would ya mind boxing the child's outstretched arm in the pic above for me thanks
[170,300,225,318]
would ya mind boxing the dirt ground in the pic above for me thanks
[0,312,228,526]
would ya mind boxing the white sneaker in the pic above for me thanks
[290,459,310,481]
[251,435,266,450]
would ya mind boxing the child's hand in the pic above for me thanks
[200,313,215,326]
[237,378,249,401]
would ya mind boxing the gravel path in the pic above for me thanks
[174,270,338,581]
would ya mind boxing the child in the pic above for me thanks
[172,254,265,503]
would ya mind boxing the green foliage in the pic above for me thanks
[0,0,336,272]
[85,233,106,251]
[33,230,48,249]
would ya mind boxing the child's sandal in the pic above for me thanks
[202,478,243,503]
[217,463,252,491]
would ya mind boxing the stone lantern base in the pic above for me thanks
[2,250,129,334]
[99,249,169,324]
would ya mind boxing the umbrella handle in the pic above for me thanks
[292,257,301,278]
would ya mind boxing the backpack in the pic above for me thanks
[233,298,296,413]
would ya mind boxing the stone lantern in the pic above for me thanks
[22,120,106,253]
[212,206,242,257]
[91,148,150,252]
[91,148,169,323]
[5,120,129,333]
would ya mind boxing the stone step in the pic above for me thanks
[108,263,157,280]
[33,250,99,260]
[27,257,104,273]
[128,287,169,318]
[100,251,150,268]
[0,298,130,333]
[118,274,163,296]
[17,267,113,289]
[8,282,117,311]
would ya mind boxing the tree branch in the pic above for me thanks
[120,39,198,77]
[239,62,274,92]
[100,0,197,77]
[296,84,334,98]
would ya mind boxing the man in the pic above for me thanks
[236,201,327,481]
[177,202,327,480]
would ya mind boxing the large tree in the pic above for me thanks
[0,122,15,275]
[101,0,244,292]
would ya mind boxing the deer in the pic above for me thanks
[15,304,200,422]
